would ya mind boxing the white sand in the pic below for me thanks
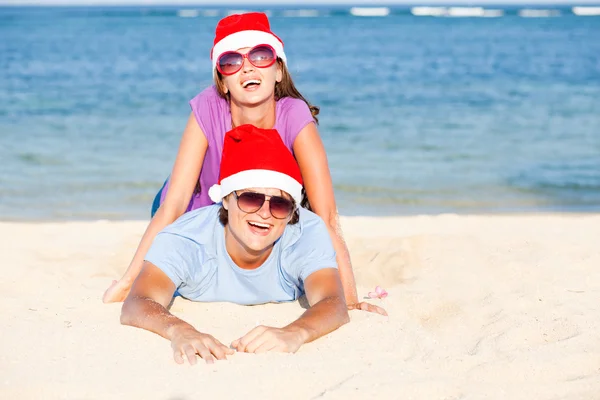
[2,214,599,399]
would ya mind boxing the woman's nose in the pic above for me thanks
[241,56,254,72]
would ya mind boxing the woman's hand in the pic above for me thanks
[170,325,234,365]
[231,325,306,354]
[103,279,132,303]
[347,302,388,316]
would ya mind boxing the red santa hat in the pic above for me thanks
[211,12,287,72]
[208,125,303,205]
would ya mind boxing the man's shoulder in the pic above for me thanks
[160,204,222,244]
[280,208,330,250]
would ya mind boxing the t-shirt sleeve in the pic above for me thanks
[284,213,338,283]
[145,232,203,290]
[280,98,316,149]
[189,85,223,137]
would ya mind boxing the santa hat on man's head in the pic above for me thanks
[208,125,303,205]
[211,12,287,72]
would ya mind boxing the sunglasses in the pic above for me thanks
[217,44,277,76]
[233,191,295,219]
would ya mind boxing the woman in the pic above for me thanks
[103,12,384,315]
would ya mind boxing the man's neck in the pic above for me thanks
[230,97,276,129]
[224,226,274,270]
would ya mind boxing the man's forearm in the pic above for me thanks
[284,296,349,344]
[120,296,192,340]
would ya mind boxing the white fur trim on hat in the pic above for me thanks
[208,169,302,206]
[211,30,286,71]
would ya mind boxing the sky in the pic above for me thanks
[1,0,599,5]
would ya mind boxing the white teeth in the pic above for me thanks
[249,221,269,228]
[242,79,261,88]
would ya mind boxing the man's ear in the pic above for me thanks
[222,195,229,210]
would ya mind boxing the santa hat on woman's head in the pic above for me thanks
[208,125,303,205]
[211,12,287,72]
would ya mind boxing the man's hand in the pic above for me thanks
[347,302,388,316]
[231,325,307,354]
[170,324,234,365]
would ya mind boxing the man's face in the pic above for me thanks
[223,187,292,255]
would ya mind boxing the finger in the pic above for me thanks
[173,350,184,365]
[207,341,232,360]
[373,305,388,316]
[254,340,277,354]
[210,337,235,355]
[234,325,268,352]
[183,345,198,365]
[359,302,388,316]
[244,332,271,353]
[196,346,215,364]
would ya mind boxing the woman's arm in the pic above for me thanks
[293,123,387,315]
[102,112,209,303]
[293,123,358,301]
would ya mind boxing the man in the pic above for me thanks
[121,125,349,364]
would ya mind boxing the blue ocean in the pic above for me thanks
[1,6,599,220]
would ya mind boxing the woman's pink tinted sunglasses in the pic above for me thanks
[216,44,277,76]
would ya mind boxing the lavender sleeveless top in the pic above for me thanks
[159,86,315,212]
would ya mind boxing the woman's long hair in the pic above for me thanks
[214,59,320,123]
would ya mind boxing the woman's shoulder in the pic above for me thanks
[275,97,315,145]
[189,85,229,134]
[190,85,227,112]
[277,96,311,114]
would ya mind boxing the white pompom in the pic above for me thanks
[208,184,222,203]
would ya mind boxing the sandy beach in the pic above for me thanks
[2,213,599,399]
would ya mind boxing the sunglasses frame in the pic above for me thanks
[233,190,295,220]
[216,44,277,76]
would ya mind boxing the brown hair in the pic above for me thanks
[214,59,320,123]
[218,192,300,226]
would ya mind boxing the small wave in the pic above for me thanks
[177,9,199,18]
[447,7,485,17]
[411,7,447,16]
[281,10,321,18]
[518,9,561,18]
[349,7,390,17]
[572,6,600,16]
[411,7,503,17]
[201,9,221,17]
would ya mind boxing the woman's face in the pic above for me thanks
[219,47,282,106]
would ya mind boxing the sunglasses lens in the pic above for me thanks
[248,45,275,67]
[237,192,265,212]
[218,52,243,75]
[269,196,294,219]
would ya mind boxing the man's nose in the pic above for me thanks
[256,199,271,219]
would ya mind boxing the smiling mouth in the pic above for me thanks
[242,79,261,88]
[247,221,271,233]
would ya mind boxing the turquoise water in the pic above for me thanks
[1,6,599,220]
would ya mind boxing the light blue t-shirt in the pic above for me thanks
[145,205,337,305]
